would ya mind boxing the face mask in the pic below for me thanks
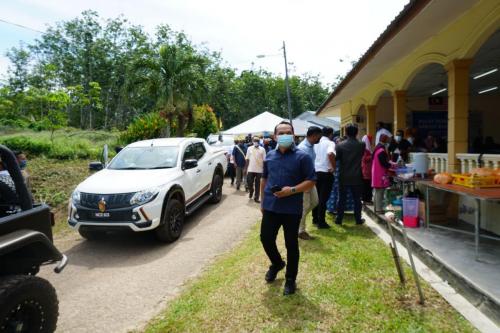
[384,143,390,148]
[19,160,27,170]
[277,134,294,148]
[395,136,402,143]
[253,142,259,147]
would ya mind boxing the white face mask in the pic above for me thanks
[395,136,402,143]
[253,142,259,147]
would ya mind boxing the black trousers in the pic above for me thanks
[260,210,301,280]
[336,184,363,224]
[228,163,235,184]
[362,179,372,202]
[312,172,334,224]
[246,172,262,199]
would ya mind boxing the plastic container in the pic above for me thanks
[403,197,419,217]
[451,173,500,188]
[402,197,419,228]
[403,216,419,228]
[413,153,428,175]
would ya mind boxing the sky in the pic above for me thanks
[0,0,409,86]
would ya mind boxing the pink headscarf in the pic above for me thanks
[362,135,372,153]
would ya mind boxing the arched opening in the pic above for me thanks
[405,63,448,152]
[374,90,394,138]
[355,105,367,137]
[468,28,500,154]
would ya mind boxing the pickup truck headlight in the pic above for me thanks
[130,187,160,206]
[72,190,81,205]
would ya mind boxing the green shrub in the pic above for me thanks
[28,119,52,132]
[0,136,52,155]
[0,134,105,160]
[191,104,218,139]
[120,112,168,144]
[0,118,30,128]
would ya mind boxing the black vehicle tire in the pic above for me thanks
[155,199,184,243]
[208,173,223,204]
[0,275,58,333]
[78,228,103,241]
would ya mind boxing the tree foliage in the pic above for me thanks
[191,105,218,139]
[0,11,330,135]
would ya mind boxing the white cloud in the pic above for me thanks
[0,0,409,85]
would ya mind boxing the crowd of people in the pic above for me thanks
[229,120,436,295]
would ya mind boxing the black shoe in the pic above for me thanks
[356,218,366,225]
[316,223,331,229]
[236,186,240,191]
[265,261,286,283]
[249,191,254,199]
[283,279,296,295]
[254,198,260,203]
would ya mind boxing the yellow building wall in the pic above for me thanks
[345,0,500,107]
[321,0,499,115]
[320,0,500,168]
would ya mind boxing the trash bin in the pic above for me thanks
[403,197,419,228]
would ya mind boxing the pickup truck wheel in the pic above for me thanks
[0,275,58,333]
[208,173,223,204]
[78,228,103,241]
[156,199,184,243]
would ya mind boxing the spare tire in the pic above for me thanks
[0,176,18,205]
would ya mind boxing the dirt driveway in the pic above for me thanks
[40,181,261,333]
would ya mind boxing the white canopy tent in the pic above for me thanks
[222,111,312,137]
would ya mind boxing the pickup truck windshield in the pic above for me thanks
[108,146,179,170]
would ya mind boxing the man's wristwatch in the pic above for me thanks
[291,187,297,194]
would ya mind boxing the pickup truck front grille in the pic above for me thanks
[80,192,135,209]
[76,207,137,222]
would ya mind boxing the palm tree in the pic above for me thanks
[135,33,209,136]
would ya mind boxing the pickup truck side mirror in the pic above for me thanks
[182,159,198,170]
[89,162,104,171]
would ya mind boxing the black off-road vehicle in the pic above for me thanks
[0,145,67,333]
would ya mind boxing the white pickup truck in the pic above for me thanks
[68,138,227,242]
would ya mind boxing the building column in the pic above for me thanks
[366,105,377,141]
[445,59,472,173]
[393,90,407,132]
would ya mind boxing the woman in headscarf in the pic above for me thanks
[372,134,395,213]
[361,134,373,204]
[327,136,354,215]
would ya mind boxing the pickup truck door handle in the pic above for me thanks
[196,169,201,173]
[208,162,212,166]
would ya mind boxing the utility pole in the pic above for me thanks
[282,41,293,123]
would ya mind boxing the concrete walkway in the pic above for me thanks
[40,181,261,333]
[364,215,499,333]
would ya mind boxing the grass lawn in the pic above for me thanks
[30,157,91,235]
[146,215,477,333]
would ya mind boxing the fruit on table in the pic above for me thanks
[470,167,494,177]
[433,172,453,184]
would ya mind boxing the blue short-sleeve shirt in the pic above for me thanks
[262,147,316,215]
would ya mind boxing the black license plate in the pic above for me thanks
[94,212,110,218]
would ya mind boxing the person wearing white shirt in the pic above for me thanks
[312,127,336,228]
[245,136,266,203]
[375,122,392,145]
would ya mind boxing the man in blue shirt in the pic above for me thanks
[297,126,322,240]
[232,138,248,190]
[260,121,316,295]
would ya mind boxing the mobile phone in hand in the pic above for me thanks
[271,185,282,193]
